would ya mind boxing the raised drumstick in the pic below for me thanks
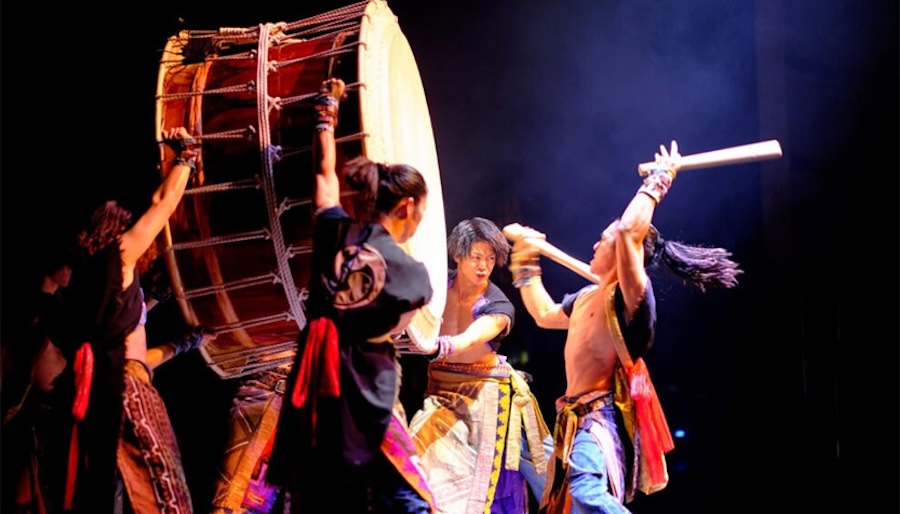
[502,223,601,285]
[637,139,783,176]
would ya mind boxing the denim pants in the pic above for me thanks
[564,405,631,514]
[518,432,554,506]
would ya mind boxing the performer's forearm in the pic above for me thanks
[447,314,509,353]
[314,130,340,210]
[618,191,656,244]
[146,343,177,370]
[519,278,567,330]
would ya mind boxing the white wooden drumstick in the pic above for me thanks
[637,139,783,176]
[503,223,601,285]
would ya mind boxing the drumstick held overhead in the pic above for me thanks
[503,223,601,285]
[637,139,783,176]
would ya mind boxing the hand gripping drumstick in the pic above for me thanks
[503,223,601,285]
[637,139,783,176]
[503,140,782,282]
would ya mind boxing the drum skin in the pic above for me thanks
[155,0,446,378]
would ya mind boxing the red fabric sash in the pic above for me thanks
[71,342,93,421]
[64,342,94,510]
[604,284,673,496]
[290,317,340,442]
[628,357,674,492]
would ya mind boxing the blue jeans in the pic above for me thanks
[565,406,631,514]
[519,432,553,503]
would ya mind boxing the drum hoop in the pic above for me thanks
[359,0,448,348]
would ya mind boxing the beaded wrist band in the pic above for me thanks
[512,265,542,288]
[314,94,340,132]
[163,135,200,154]
[435,335,455,359]
[174,155,197,171]
[172,328,205,357]
[637,168,673,203]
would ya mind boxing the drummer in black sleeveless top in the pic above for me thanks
[267,78,439,513]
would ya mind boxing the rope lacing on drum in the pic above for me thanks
[204,126,258,141]
[215,317,296,336]
[205,340,297,360]
[273,81,362,111]
[156,83,255,102]
[179,273,281,300]
[279,132,366,161]
[218,26,258,37]
[285,244,313,258]
[216,21,287,40]
[279,190,357,215]
[177,130,262,194]
[184,176,260,196]
[181,29,220,37]
[211,49,258,62]
[269,41,361,74]
[167,228,270,252]
[203,340,297,379]
[283,1,368,33]
[255,22,307,331]
[283,22,361,44]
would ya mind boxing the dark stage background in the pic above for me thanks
[2,1,898,512]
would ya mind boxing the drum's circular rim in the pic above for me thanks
[359,0,448,348]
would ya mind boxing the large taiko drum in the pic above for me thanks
[155,0,447,379]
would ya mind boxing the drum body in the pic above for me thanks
[155,0,446,379]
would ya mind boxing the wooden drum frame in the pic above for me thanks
[155,0,447,379]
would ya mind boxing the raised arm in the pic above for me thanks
[509,228,569,330]
[312,78,346,212]
[615,140,680,316]
[119,127,198,274]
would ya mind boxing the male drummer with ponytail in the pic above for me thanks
[509,141,742,513]
[266,77,437,513]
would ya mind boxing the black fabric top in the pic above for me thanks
[269,205,433,487]
[52,243,144,513]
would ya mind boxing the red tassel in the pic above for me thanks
[71,343,93,421]
[64,342,93,510]
[290,318,340,447]
[318,319,339,398]
[291,320,324,409]
[629,358,674,490]
[291,318,340,409]
[63,424,79,509]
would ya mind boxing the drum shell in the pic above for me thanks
[155,1,446,378]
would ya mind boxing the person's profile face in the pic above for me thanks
[400,194,428,243]
[589,220,618,274]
